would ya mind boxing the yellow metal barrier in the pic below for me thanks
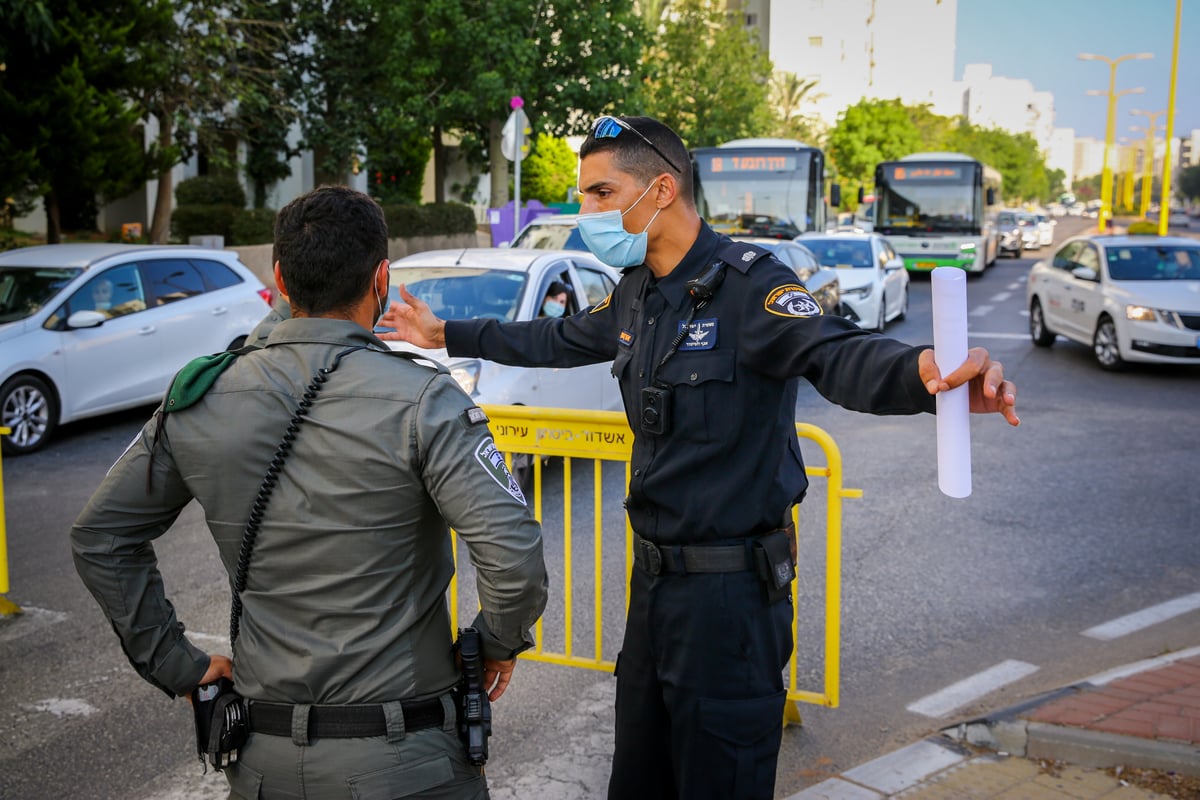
[450,407,860,721]
[0,426,20,617]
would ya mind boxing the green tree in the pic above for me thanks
[769,71,824,143]
[521,136,578,204]
[378,0,642,209]
[1178,164,1200,203]
[946,125,1048,203]
[639,0,774,148]
[826,98,924,202]
[0,1,156,242]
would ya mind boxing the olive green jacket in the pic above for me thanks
[71,318,547,703]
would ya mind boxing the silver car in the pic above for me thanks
[1,244,270,454]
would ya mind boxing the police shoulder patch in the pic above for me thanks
[474,436,527,505]
[588,293,612,314]
[764,284,823,318]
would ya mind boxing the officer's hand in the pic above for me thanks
[482,658,516,702]
[375,285,447,348]
[187,654,233,705]
[919,347,1019,427]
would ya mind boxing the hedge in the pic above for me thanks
[381,202,476,238]
[176,176,247,207]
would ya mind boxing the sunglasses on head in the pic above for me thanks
[591,116,682,173]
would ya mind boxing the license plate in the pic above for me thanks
[916,261,937,269]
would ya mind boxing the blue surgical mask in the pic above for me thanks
[577,180,662,268]
[541,299,566,318]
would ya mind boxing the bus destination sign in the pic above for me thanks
[705,154,797,172]
[890,165,964,181]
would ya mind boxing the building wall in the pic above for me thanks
[766,0,961,126]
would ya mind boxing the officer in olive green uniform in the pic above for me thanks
[72,186,548,800]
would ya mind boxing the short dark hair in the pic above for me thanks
[274,185,389,315]
[545,280,570,298]
[580,116,694,207]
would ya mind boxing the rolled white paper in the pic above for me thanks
[930,267,971,498]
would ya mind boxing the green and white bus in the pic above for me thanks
[873,153,1002,273]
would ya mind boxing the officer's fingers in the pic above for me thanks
[483,658,516,701]
[918,348,944,394]
[939,347,993,391]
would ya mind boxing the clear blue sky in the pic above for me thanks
[956,0,1196,143]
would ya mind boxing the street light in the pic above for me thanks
[1079,51,1153,232]
[1130,109,1166,217]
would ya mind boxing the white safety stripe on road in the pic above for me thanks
[188,630,231,647]
[0,605,68,643]
[906,660,1039,718]
[968,304,994,317]
[1081,592,1200,641]
[990,292,1012,302]
[966,332,1029,340]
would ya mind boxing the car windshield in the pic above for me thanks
[1106,245,1200,281]
[997,213,1017,225]
[513,221,584,250]
[387,266,528,321]
[0,266,81,323]
[801,239,874,268]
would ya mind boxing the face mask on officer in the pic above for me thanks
[576,179,663,268]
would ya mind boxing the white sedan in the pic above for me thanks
[796,232,909,331]
[383,248,623,410]
[0,243,271,455]
[1027,235,1200,370]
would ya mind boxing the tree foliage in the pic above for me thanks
[945,125,1048,203]
[1178,164,1200,203]
[826,98,924,192]
[638,0,774,148]
[521,136,578,205]
[0,1,159,241]
[378,0,642,208]
[768,71,825,144]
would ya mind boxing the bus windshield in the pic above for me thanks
[692,147,818,238]
[876,162,980,236]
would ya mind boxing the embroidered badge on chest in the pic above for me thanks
[678,318,717,350]
[619,328,635,346]
[764,284,822,318]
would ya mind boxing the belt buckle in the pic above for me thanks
[639,539,663,575]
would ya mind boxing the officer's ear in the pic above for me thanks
[654,173,680,209]
[273,261,289,299]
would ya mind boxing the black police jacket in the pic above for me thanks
[445,223,935,545]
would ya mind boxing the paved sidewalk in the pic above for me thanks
[786,647,1200,799]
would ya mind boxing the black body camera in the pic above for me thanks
[640,385,672,435]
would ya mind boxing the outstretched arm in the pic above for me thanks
[918,347,1020,427]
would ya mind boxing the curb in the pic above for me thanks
[783,646,1200,799]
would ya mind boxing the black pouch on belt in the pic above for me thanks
[191,677,248,773]
[752,528,796,604]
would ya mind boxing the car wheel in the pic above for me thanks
[1029,299,1055,347]
[1,374,59,456]
[875,299,886,332]
[895,284,908,321]
[1093,316,1125,371]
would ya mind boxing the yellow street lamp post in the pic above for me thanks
[1130,109,1166,217]
[1158,0,1182,237]
[1079,51,1153,233]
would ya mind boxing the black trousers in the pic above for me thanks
[607,564,793,800]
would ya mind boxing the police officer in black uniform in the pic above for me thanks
[381,116,1020,800]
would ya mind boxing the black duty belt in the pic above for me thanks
[249,698,444,738]
[633,532,752,576]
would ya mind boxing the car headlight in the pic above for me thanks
[1124,305,1157,322]
[843,284,873,299]
[450,360,481,395]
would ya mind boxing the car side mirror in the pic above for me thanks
[1071,266,1099,282]
[986,187,996,205]
[830,184,842,208]
[857,186,864,203]
[67,310,107,329]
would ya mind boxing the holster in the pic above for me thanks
[454,628,492,766]
[191,677,247,773]
[752,526,797,604]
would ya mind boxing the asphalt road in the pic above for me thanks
[1,214,1198,799]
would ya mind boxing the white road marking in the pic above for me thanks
[968,304,994,317]
[28,697,99,717]
[906,660,1039,718]
[1086,645,1200,686]
[1082,592,1200,641]
[188,631,231,647]
[967,332,1029,340]
[990,292,1012,302]
[0,606,68,643]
